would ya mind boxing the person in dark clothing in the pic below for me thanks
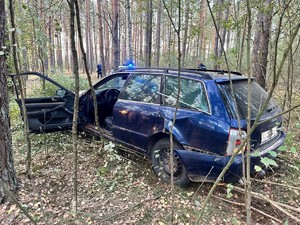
[97,64,102,79]
[198,63,207,70]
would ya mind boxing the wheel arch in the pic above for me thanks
[147,132,183,157]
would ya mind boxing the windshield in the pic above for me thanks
[218,80,276,119]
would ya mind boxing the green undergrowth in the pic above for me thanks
[45,71,90,92]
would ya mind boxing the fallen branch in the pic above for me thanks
[230,185,300,223]
[251,178,300,191]
[0,179,37,225]
[99,195,161,222]
[212,195,281,223]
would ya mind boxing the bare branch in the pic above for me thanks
[0,179,37,225]
[251,178,300,191]
[212,195,282,223]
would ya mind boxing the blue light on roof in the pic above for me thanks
[128,63,134,69]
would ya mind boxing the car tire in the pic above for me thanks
[151,138,190,187]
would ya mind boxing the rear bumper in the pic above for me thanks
[175,131,286,182]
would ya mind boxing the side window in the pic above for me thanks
[121,74,161,103]
[164,76,209,113]
[95,75,128,92]
[14,75,68,98]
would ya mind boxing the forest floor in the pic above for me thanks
[1,126,299,225]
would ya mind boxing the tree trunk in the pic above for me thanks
[133,9,138,63]
[56,29,63,70]
[138,8,143,65]
[93,4,97,69]
[9,0,32,179]
[85,0,91,72]
[219,3,229,57]
[213,0,222,69]
[199,0,206,60]
[182,0,190,67]
[112,0,120,69]
[238,18,247,71]
[126,0,133,62]
[89,2,95,72]
[104,0,110,72]
[251,0,273,89]
[69,0,80,212]
[0,0,17,203]
[97,0,106,75]
[155,0,162,66]
[64,18,70,72]
[49,16,55,69]
[144,0,153,67]
[121,8,127,63]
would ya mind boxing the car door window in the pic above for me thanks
[164,76,209,113]
[95,75,128,92]
[15,74,69,98]
[120,74,161,103]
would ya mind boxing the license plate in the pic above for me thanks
[261,127,278,143]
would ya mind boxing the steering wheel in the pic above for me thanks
[105,89,120,106]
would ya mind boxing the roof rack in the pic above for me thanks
[117,67,244,79]
[185,68,243,76]
[116,67,215,80]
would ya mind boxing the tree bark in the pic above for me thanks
[138,6,143,65]
[0,0,17,203]
[69,0,79,212]
[63,18,70,72]
[182,0,190,67]
[85,0,91,72]
[144,0,153,67]
[9,0,32,179]
[49,16,55,69]
[112,0,120,69]
[199,0,206,60]
[104,0,110,72]
[251,0,273,89]
[155,0,162,67]
[219,3,229,57]
[121,8,127,62]
[126,0,133,62]
[56,25,63,70]
[97,0,106,75]
[213,0,222,69]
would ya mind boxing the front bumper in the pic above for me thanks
[175,131,286,182]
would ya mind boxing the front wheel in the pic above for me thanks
[151,138,190,187]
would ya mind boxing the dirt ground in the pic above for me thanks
[1,129,300,224]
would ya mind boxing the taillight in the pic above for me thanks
[226,129,247,155]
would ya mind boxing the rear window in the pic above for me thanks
[218,80,276,119]
[164,76,209,113]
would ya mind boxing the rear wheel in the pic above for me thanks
[151,138,190,187]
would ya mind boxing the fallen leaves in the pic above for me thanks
[1,131,299,224]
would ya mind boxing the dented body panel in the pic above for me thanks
[175,130,285,182]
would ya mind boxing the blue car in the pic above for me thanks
[11,68,285,186]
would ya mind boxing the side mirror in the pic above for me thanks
[56,89,66,96]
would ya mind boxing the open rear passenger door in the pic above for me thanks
[10,72,75,133]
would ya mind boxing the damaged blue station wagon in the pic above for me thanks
[11,68,286,186]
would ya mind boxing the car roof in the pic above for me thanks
[116,67,248,83]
